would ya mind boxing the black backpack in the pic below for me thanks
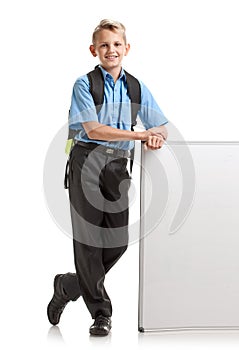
[64,65,141,188]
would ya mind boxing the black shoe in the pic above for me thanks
[89,315,112,336]
[47,274,71,326]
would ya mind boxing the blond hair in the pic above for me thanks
[92,19,127,45]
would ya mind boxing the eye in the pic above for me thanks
[115,43,122,47]
[100,43,107,48]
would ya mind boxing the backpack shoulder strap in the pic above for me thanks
[124,70,141,173]
[124,70,141,130]
[87,67,141,127]
[87,65,104,114]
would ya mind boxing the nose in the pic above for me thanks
[107,44,115,53]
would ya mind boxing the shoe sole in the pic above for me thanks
[90,329,111,336]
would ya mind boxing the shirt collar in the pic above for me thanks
[98,65,126,82]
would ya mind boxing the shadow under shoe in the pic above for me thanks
[89,315,112,336]
[47,274,71,326]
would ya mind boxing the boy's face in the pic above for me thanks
[90,29,130,72]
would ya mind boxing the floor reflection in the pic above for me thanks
[88,332,112,345]
[138,329,239,346]
[47,326,65,343]
[47,325,112,346]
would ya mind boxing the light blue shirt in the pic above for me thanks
[69,66,168,150]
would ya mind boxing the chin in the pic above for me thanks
[106,62,121,69]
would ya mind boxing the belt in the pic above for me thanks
[75,141,132,159]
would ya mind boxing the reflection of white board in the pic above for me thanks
[139,142,239,332]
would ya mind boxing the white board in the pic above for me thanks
[139,142,239,332]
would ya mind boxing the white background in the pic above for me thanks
[1,0,239,349]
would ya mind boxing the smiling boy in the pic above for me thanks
[47,19,168,336]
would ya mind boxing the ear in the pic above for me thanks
[124,43,130,56]
[89,45,97,57]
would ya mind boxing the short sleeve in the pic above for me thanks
[69,75,98,130]
[138,81,168,129]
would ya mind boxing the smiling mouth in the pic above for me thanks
[105,56,118,59]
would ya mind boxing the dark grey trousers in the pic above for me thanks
[62,143,130,318]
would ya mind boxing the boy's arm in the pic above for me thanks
[143,124,168,150]
[147,124,168,140]
[82,121,163,149]
[138,81,168,146]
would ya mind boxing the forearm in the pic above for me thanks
[84,121,150,141]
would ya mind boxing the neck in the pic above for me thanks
[102,66,122,82]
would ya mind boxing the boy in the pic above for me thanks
[47,19,168,336]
